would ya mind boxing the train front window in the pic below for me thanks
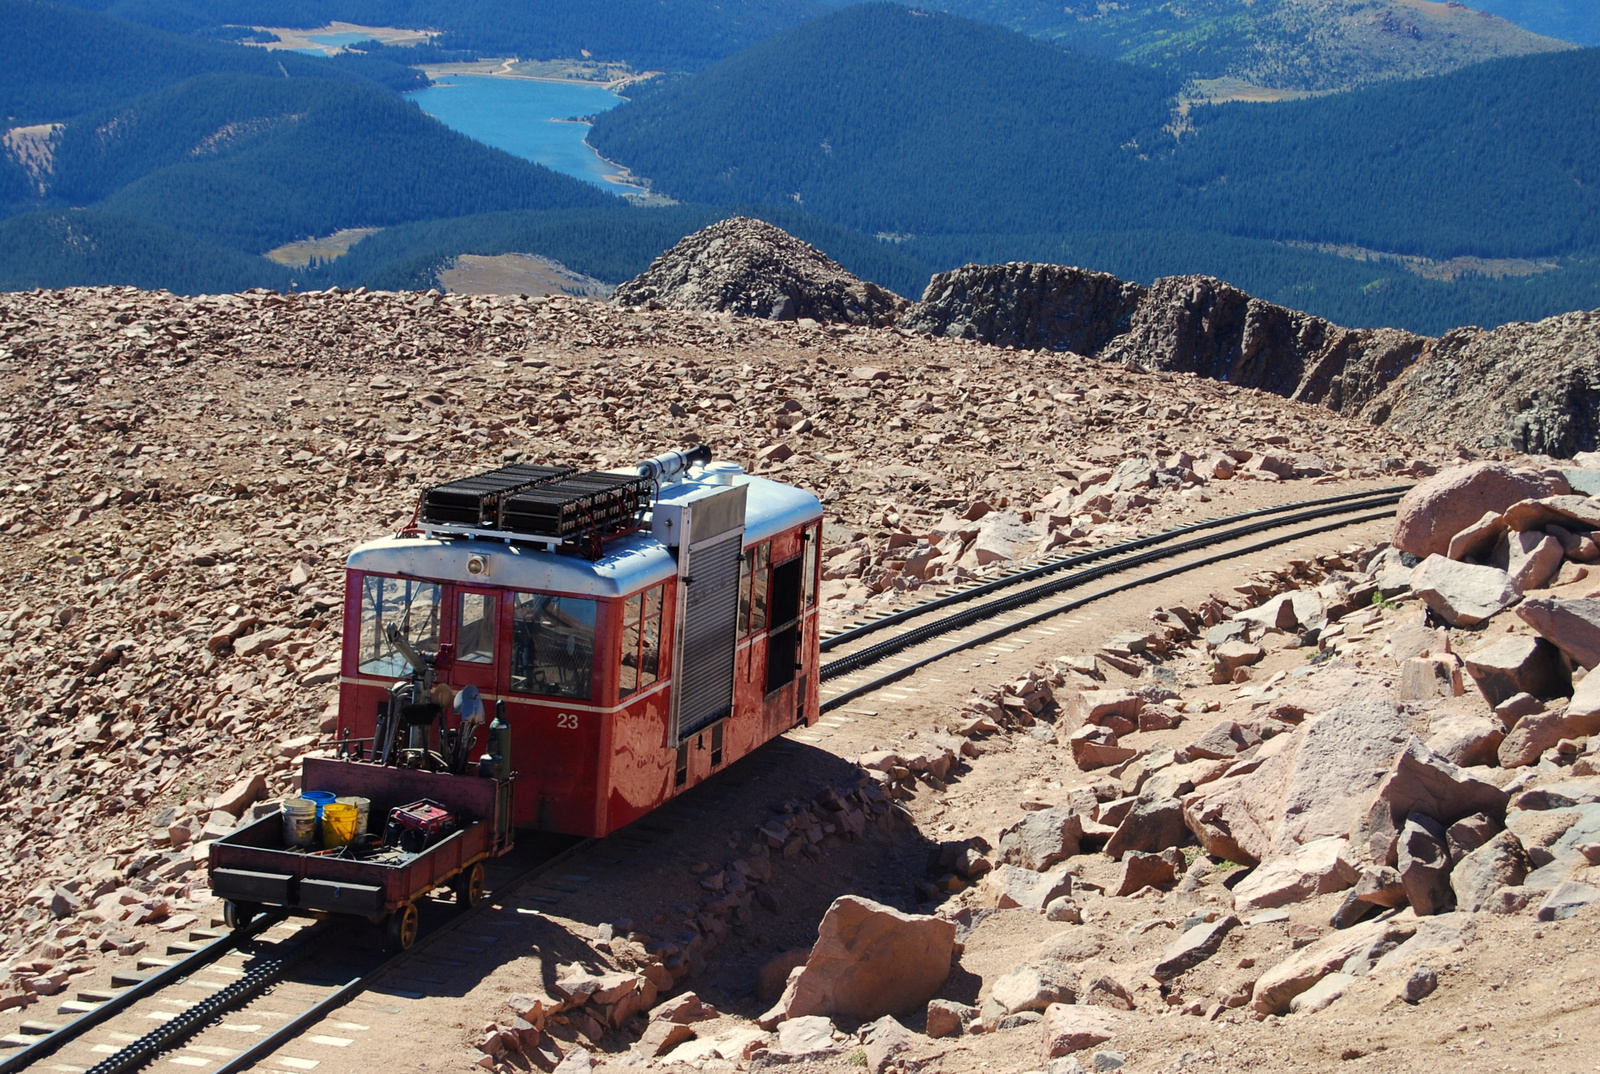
[511,592,597,700]
[358,576,442,677]
[457,591,496,663]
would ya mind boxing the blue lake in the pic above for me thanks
[407,77,632,191]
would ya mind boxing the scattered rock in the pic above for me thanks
[776,896,955,1022]
[1409,555,1519,628]
[997,807,1084,871]
[1040,1003,1117,1059]
[1515,596,1600,670]
[1231,837,1359,914]
[1396,814,1453,916]
[1152,914,1240,981]
[1104,793,1186,860]
[1391,463,1564,558]
[1450,832,1531,912]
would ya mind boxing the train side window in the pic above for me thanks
[358,575,441,677]
[457,591,495,663]
[511,592,597,700]
[749,542,771,635]
[620,594,641,698]
[738,548,752,636]
[619,583,664,700]
[802,524,819,609]
[765,555,803,693]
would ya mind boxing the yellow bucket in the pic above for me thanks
[321,802,360,848]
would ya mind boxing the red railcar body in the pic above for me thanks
[334,457,823,837]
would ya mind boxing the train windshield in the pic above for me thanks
[358,575,442,677]
[511,592,597,700]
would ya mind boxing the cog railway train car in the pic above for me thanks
[334,446,824,837]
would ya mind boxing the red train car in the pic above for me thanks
[334,447,823,837]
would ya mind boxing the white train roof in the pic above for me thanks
[345,470,821,598]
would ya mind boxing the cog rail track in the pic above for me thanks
[817,492,1404,714]
[5,839,589,1074]
[821,484,1412,654]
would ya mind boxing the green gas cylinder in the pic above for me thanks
[479,701,511,782]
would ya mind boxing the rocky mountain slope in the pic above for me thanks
[611,217,907,327]
[0,283,1435,1010]
[873,253,1600,457]
[1365,308,1600,458]
[903,265,1430,417]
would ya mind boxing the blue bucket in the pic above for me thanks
[300,790,337,817]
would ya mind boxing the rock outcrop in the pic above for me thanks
[904,267,1427,416]
[899,262,1144,356]
[613,217,907,327]
[904,259,1600,458]
[1098,275,1428,415]
[1364,309,1600,456]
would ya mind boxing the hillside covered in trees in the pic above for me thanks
[0,0,616,272]
[0,0,423,126]
[5,0,1600,337]
[581,4,1600,331]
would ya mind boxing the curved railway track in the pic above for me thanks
[816,485,1409,713]
[3,837,587,1074]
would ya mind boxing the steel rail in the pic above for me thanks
[819,507,1398,713]
[0,910,287,1074]
[820,484,1412,652]
[14,838,591,1074]
[204,836,594,1074]
[820,493,1403,682]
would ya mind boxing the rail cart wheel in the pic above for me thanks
[223,900,260,931]
[386,902,419,951]
[453,862,486,908]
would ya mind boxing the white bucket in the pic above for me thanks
[337,796,371,837]
[282,797,317,849]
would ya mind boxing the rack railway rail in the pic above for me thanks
[815,485,1410,713]
[1,837,586,1074]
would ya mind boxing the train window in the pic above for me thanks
[511,593,597,700]
[358,576,441,677]
[619,583,665,700]
[738,548,752,636]
[766,556,803,693]
[803,525,819,608]
[748,542,771,635]
[457,591,495,663]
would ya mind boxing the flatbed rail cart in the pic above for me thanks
[208,758,514,950]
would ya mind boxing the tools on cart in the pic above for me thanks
[368,622,494,776]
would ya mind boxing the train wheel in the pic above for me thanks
[223,901,259,931]
[386,903,419,951]
[453,863,485,908]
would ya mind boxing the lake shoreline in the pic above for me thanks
[408,76,647,193]
[419,60,656,92]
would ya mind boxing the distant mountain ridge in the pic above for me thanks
[587,4,1600,332]
[910,0,1575,93]
[615,220,1600,457]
